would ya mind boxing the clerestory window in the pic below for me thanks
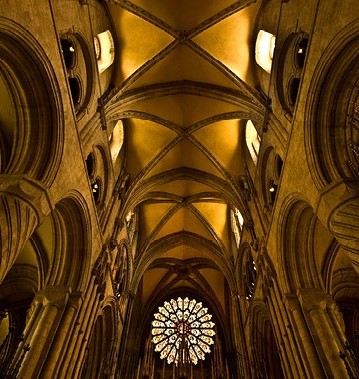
[109,120,124,163]
[231,208,244,248]
[94,30,115,74]
[255,30,276,73]
[246,120,261,165]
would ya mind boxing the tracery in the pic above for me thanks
[151,297,215,366]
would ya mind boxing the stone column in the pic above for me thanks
[264,287,292,377]
[270,285,305,375]
[40,292,83,377]
[298,289,349,378]
[230,292,250,378]
[117,292,136,377]
[60,280,98,377]
[285,294,325,378]
[72,290,102,377]
[0,175,53,283]
[18,286,69,377]
[259,250,300,377]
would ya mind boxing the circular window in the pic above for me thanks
[151,297,215,365]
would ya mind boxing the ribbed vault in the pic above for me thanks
[103,0,266,361]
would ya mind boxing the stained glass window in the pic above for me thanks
[151,297,215,365]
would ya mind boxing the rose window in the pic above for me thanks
[151,297,215,365]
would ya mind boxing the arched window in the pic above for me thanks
[113,245,127,298]
[243,249,257,301]
[109,120,124,162]
[246,120,261,165]
[95,30,115,74]
[68,76,82,107]
[276,33,309,117]
[231,208,244,248]
[60,39,76,69]
[255,30,276,73]
[60,34,93,116]
[85,152,95,178]
[295,38,308,68]
[91,178,101,204]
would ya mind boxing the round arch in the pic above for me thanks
[0,18,64,186]
[81,299,120,378]
[235,242,257,309]
[278,196,328,293]
[112,240,133,304]
[305,19,359,189]
[248,300,284,378]
[45,192,92,292]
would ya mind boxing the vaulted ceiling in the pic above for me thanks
[104,0,265,331]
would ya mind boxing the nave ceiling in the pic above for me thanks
[104,0,264,325]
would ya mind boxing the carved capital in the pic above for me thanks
[297,289,330,313]
[284,293,301,312]
[40,286,70,309]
